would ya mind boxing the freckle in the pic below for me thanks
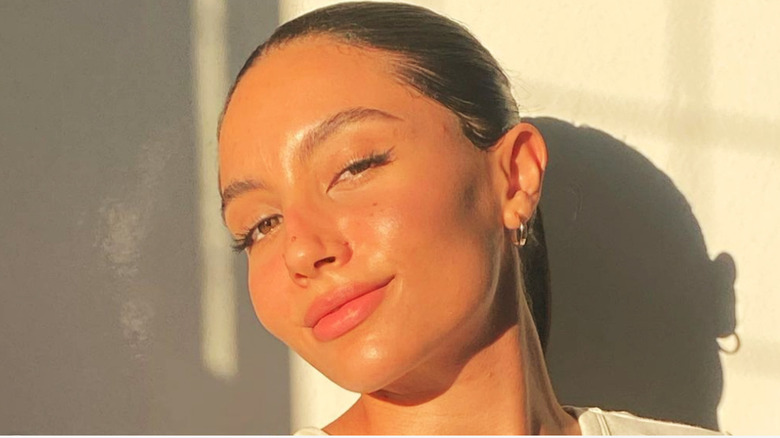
[290,236,297,242]
[372,202,378,207]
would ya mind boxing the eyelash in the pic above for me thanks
[232,215,283,253]
[328,148,394,189]
[232,148,394,253]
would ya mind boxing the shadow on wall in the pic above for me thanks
[533,117,737,431]
[0,0,287,434]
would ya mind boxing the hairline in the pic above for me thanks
[217,32,474,144]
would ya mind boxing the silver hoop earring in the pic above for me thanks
[511,221,528,247]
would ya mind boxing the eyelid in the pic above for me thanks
[328,148,394,190]
[231,214,283,252]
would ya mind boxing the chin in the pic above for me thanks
[309,336,418,395]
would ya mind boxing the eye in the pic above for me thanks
[232,214,284,252]
[329,149,393,189]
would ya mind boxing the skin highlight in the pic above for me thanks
[219,36,580,435]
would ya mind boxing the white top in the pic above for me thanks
[563,407,722,435]
[293,406,723,435]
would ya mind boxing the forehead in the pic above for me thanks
[221,37,423,149]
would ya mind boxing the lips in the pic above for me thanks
[304,276,393,342]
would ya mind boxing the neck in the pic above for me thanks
[325,303,580,435]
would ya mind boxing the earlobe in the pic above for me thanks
[494,122,548,229]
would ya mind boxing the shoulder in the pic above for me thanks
[565,406,725,436]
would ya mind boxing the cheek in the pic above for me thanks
[387,168,496,247]
[343,160,500,295]
[391,163,500,295]
[246,251,294,339]
[335,193,424,274]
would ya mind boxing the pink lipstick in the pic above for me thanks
[305,277,393,342]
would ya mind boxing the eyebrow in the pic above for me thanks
[220,178,265,216]
[296,106,401,164]
[220,106,401,217]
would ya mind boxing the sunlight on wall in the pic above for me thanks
[289,351,359,431]
[192,0,238,381]
[440,2,780,434]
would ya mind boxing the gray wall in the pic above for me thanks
[0,1,289,433]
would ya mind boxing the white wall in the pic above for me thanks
[280,1,780,434]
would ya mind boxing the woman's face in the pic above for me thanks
[219,37,511,393]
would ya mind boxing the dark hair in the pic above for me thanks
[223,1,551,350]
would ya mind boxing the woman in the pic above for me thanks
[218,2,720,435]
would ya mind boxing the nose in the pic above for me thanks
[283,206,351,285]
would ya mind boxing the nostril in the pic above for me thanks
[314,256,336,269]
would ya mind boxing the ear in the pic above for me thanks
[491,122,548,229]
